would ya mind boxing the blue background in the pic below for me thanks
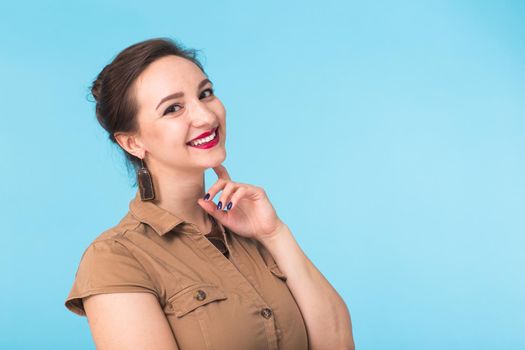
[1,0,523,349]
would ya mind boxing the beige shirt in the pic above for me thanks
[65,190,309,350]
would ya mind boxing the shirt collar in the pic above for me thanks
[128,190,227,237]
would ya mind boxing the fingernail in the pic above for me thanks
[217,201,222,210]
[204,193,210,200]
[226,202,233,210]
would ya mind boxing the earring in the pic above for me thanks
[137,157,155,201]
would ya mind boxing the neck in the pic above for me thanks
[146,161,212,234]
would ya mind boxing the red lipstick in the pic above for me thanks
[186,126,220,149]
[186,126,219,144]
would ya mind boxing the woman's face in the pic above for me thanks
[131,55,226,173]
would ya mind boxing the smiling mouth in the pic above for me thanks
[186,126,220,147]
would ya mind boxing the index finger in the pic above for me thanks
[212,164,232,181]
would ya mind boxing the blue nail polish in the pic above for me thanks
[204,193,210,200]
[226,202,232,210]
[217,201,222,210]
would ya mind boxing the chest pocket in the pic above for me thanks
[164,283,228,318]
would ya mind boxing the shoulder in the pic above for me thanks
[65,220,159,316]
[91,212,143,243]
[72,211,144,265]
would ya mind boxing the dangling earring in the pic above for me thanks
[137,157,155,201]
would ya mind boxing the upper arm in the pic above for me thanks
[65,239,160,316]
[83,292,179,350]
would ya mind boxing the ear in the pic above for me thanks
[114,131,146,159]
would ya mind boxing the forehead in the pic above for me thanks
[133,55,205,108]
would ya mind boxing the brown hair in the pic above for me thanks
[89,37,207,187]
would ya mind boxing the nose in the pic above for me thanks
[189,98,217,129]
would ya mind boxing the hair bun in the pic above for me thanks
[90,79,102,103]
[90,65,110,103]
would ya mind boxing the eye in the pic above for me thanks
[201,88,214,99]
[163,103,183,116]
[162,88,214,116]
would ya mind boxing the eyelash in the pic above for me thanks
[163,88,215,116]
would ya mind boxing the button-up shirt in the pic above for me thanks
[204,214,230,258]
[65,190,309,350]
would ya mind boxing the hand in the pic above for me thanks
[197,164,285,241]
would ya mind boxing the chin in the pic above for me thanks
[194,150,227,170]
[209,151,227,167]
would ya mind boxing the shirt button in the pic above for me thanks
[261,307,273,319]
[195,289,207,301]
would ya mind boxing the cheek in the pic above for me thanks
[146,123,186,150]
[213,102,227,126]
[217,100,226,118]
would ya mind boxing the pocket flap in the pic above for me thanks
[165,284,228,318]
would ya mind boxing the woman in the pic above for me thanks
[64,37,354,350]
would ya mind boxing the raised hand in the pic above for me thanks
[197,164,285,241]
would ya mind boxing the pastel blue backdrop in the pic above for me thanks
[1,0,523,349]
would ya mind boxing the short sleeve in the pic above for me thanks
[64,239,159,317]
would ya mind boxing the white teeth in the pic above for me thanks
[189,130,217,146]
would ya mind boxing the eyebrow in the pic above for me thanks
[155,78,213,111]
